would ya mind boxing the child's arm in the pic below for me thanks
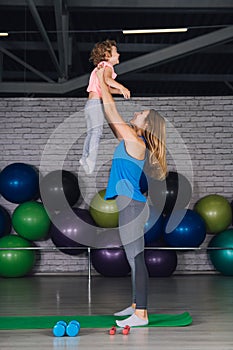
[103,66,130,99]
[109,87,122,95]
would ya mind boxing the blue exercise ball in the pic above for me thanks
[0,205,12,238]
[163,209,206,247]
[208,229,233,276]
[144,205,164,246]
[0,163,39,203]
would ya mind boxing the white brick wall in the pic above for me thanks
[0,96,232,275]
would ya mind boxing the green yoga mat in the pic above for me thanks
[0,312,192,330]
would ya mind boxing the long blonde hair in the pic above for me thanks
[143,109,167,180]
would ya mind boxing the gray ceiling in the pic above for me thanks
[0,0,233,97]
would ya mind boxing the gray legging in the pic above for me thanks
[116,196,149,310]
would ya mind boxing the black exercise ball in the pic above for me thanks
[148,171,192,216]
[40,170,80,213]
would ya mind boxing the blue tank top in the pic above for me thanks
[104,139,147,202]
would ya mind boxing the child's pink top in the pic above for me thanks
[87,61,117,97]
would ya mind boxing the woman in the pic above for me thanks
[96,66,167,328]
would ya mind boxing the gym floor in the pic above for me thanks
[0,274,233,350]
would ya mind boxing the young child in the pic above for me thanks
[79,39,130,174]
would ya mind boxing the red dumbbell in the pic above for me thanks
[109,326,116,335]
[122,325,130,335]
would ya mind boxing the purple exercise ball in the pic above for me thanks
[145,249,177,277]
[50,207,97,255]
[91,247,130,277]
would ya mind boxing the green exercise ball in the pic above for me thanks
[0,235,36,277]
[208,229,233,276]
[12,201,51,241]
[194,194,232,234]
[89,189,119,228]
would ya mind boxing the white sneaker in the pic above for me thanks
[86,158,95,174]
[114,306,135,316]
[79,158,86,166]
[79,158,90,174]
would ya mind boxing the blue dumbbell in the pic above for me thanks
[66,320,80,337]
[52,320,67,337]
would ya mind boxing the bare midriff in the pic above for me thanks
[88,91,101,100]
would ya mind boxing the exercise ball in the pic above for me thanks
[0,235,36,277]
[12,201,51,241]
[144,205,164,246]
[148,171,192,216]
[89,189,118,228]
[164,209,206,247]
[50,207,96,255]
[208,229,233,276]
[0,163,39,203]
[145,249,177,277]
[194,194,232,234]
[91,247,130,277]
[40,170,80,213]
[231,200,233,224]
[0,205,11,237]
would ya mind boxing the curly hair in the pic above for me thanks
[89,39,117,66]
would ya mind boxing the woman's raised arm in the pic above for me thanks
[97,67,136,142]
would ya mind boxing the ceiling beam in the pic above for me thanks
[54,0,69,79]
[0,52,3,82]
[67,0,233,8]
[62,5,70,75]
[1,41,233,54]
[2,0,233,8]
[2,71,58,79]
[224,81,233,92]
[0,46,55,83]
[3,71,233,83]
[58,25,233,92]
[27,0,63,77]
[1,25,233,94]
[1,41,58,51]
[0,81,64,94]
[125,73,233,82]
[115,26,233,75]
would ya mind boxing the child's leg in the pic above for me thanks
[80,100,104,173]
[85,125,103,173]
[80,101,93,163]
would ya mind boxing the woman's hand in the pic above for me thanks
[96,63,105,83]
